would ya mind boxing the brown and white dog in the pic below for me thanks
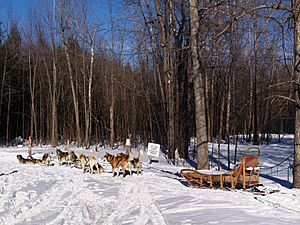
[67,150,78,166]
[102,152,134,177]
[131,149,143,175]
[28,156,43,164]
[79,153,104,174]
[16,155,35,164]
[56,149,69,165]
[56,149,77,166]
[28,153,52,166]
[90,161,104,174]
[42,152,52,166]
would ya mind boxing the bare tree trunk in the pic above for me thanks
[264,42,275,143]
[189,0,209,170]
[83,51,88,146]
[252,5,259,145]
[139,2,167,143]
[22,69,25,139]
[6,82,11,146]
[210,70,215,142]
[41,40,57,147]
[218,89,225,170]
[226,72,232,169]
[205,71,211,143]
[154,0,175,161]
[50,0,57,147]
[84,28,96,147]
[39,80,43,144]
[0,46,8,131]
[109,0,115,147]
[226,0,237,169]
[60,17,81,146]
[294,1,300,188]
[86,41,94,147]
[29,47,38,144]
[51,31,57,147]
[33,63,38,144]
[167,0,175,161]
[247,27,253,142]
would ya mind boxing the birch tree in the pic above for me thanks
[59,0,82,146]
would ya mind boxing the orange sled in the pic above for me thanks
[181,147,260,190]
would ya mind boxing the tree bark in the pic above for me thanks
[61,22,81,146]
[29,47,38,144]
[154,0,175,161]
[252,4,259,145]
[189,0,209,170]
[6,82,11,146]
[294,0,300,188]
[84,28,96,147]
[51,32,57,147]
[108,0,116,148]
[0,45,8,132]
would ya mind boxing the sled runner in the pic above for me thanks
[181,147,260,190]
[181,168,230,189]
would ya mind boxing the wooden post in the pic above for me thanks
[200,177,204,188]
[125,138,131,154]
[28,136,32,157]
[220,174,223,190]
[243,159,246,190]
[209,175,213,189]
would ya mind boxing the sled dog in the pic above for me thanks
[79,153,88,172]
[90,161,104,174]
[42,152,52,166]
[87,156,101,174]
[79,154,104,174]
[79,153,91,173]
[102,152,133,177]
[28,156,43,164]
[56,149,78,166]
[16,155,35,164]
[67,150,78,166]
[56,149,69,165]
[132,149,143,175]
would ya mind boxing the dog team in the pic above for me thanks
[16,148,144,177]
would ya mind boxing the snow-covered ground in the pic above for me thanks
[1,136,300,225]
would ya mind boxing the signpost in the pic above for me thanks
[147,142,160,163]
[125,138,131,154]
[125,139,131,147]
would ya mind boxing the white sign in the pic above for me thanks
[125,139,131,146]
[147,143,160,157]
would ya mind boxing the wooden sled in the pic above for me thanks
[230,147,260,190]
[181,169,231,190]
[181,147,260,190]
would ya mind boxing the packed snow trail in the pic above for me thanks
[102,176,167,225]
[0,164,114,225]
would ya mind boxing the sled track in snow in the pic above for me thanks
[0,160,168,225]
[0,166,112,225]
[253,196,300,214]
[102,176,167,225]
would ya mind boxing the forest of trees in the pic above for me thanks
[0,0,299,187]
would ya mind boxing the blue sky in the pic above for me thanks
[0,0,38,26]
[0,0,135,62]
[0,0,125,30]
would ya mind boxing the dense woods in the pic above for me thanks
[0,0,299,186]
